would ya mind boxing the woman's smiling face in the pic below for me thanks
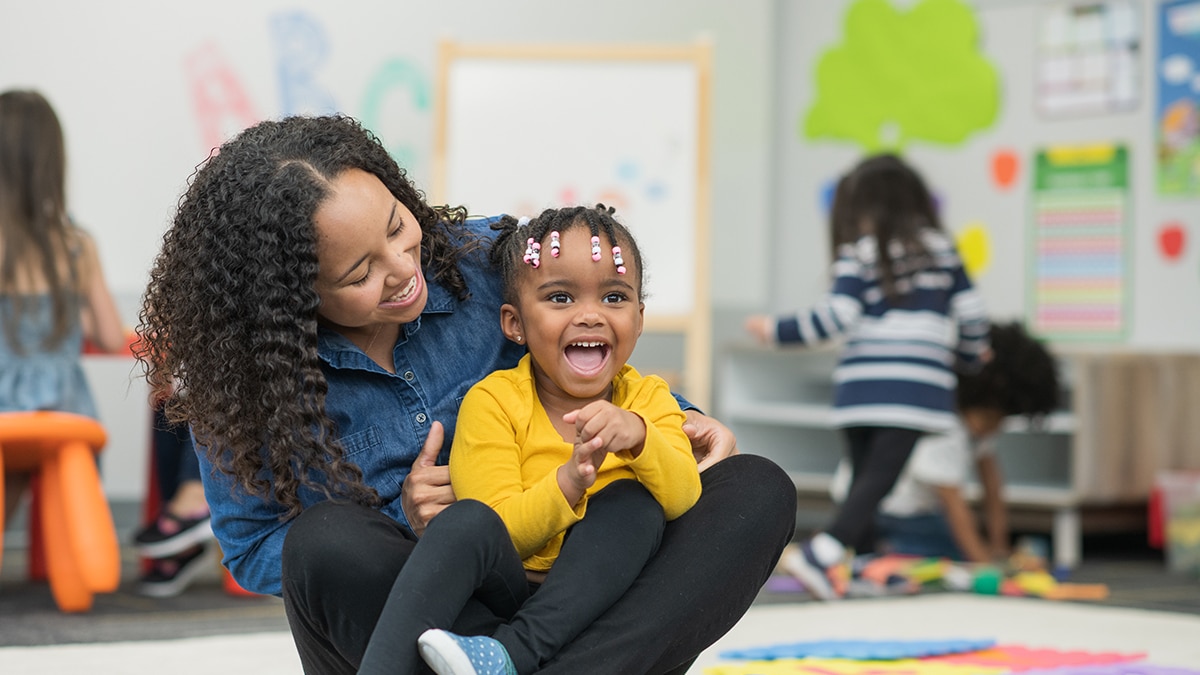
[312,168,427,346]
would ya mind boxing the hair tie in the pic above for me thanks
[517,216,531,228]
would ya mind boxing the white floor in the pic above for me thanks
[2,595,1199,674]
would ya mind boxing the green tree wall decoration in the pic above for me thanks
[804,0,1000,151]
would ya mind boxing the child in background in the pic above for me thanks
[745,153,990,600]
[131,405,215,597]
[829,321,1059,563]
[359,205,701,675]
[0,89,127,525]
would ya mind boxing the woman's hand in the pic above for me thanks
[401,421,456,536]
[683,410,739,472]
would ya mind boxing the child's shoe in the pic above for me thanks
[133,510,213,558]
[779,541,841,601]
[136,543,215,598]
[418,629,518,675]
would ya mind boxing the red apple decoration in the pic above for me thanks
[1159,222,1185,261]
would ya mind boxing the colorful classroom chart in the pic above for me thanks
[1036,1,1140,118]
[1157,0,1200,196]
[1028,144,1131,341]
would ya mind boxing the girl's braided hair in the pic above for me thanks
[488,203,646,303]
[135,114,479,518]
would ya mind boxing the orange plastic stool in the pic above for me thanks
[0,411,118,612]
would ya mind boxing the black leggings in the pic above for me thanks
[826,426,922,554]
[281,453,795,675]
[358,480,665,674]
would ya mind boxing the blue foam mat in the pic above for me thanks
[719,638,997,661]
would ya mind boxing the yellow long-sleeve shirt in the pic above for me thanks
[449,355,701,572]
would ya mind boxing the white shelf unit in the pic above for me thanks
[717,342,1084,568]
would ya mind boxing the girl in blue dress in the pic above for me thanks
[0,89,126,527]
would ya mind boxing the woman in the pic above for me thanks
[136,114,795,674]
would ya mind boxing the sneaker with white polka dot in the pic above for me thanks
[418,628,518,675]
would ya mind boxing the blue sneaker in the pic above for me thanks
[418,629,518,675]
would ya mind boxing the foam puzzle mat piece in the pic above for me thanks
[719,638,996,661]
[1017,662,1200,667]
[927,645,1148,669]
[704,657,1009,675]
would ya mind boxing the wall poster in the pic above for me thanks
[1029,144,1131,342]
[1158,0,1200,195]
[1036,1,1140,118]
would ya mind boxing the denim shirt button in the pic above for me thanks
[415,412,427,424]
[403,371,415,381]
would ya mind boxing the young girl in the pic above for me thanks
[358,205,702,675]
[745,153,989,600]
[0,89,126,524]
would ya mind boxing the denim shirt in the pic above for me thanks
[197,216,526,596]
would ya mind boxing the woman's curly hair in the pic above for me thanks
[135,114,476,518]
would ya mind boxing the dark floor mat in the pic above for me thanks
[0,546,288,647]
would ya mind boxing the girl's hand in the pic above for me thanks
[683,410,739,472]
[401,421,455,536]
[558,437,602,505]
[556,402,644,507]
[563,401,647,458]
[744,315,773,344]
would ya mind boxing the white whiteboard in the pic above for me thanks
[434,41,713,406]
[437,48,703,318]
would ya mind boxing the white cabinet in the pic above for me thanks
[717,342,1084,568]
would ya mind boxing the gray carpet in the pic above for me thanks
[0,543,288,647]
[1,500,288,648]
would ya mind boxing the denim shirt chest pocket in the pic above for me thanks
[337,424,407,501]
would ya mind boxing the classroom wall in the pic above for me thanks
[3,0,1196,501]
[0,0,776,500]
[770,0,1200,351]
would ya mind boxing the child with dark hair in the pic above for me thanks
[131,406,215,597]
[359,205,701,675]
[745,153,990,599]
[830,320,1060,563]
[0,89,127,525]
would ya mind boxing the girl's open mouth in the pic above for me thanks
[564,341,611,376]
